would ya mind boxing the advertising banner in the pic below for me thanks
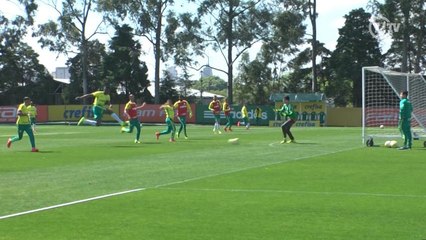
[0,105,48,123]
[196,104,275,125]
[274,101,326,126]
[48,105,120,122]
[119,104,196,123]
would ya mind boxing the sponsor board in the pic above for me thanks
[49,105,120,122]
[119,104,196,123]
[269,120,320,127]
[0,105,48,123]
[196,104,273,125]
[275,101,326,126]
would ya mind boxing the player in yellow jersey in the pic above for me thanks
[223,98,233,132]
[155,99,176,142]
[27,101,37,133]
[6,97,38,152]
[241,102,250,130]
[75,86,125,126]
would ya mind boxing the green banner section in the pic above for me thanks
[195,104,276,126]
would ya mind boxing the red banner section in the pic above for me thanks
[0,105,49,123]
[119,104,196,123]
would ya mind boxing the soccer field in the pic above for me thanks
[0,124,425,239]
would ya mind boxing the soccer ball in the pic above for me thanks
[384,141,391,148]
[380,125,384,129]
[389,140,399,148]
[227,138,239,144]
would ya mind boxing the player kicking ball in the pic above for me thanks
[276,96,297,144]
[75,86,125,127]
[121,94,146,143]
[6,97,39,152]
[155,99,176,142]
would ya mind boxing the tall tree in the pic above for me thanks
[197,0,272,104]
[234,52,271,104]
[98,0,199,104]
[35,0,105,97]
[103,24,151,101]
[330,8,382,107]
[159,71,179,103]
[372,0,426,72]
[65,40,106,103]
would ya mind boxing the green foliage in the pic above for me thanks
[0,0,59,105]
[103,24,151,102]
[65,40,107,103]
[329,8,382,107]
[234,53,271,104]
[159,71,179,103]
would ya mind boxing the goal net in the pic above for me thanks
[362,66,426,144]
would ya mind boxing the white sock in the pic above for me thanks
[111,113,123,124]
[84,119,97,126]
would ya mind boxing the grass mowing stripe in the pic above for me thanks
[0,146,360,221]
[0,188,145,220]
[157,187,426,199]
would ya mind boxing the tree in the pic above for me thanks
[98,0,200,104]
[197,0,273,104]
[35,0,105,97]
[329,8,382,107]
[103,24,151,102]
[65,40,106,103]
[0,0,59,104]
[159,71,179,103]
[234,52,271,104]
[372,0,426,72]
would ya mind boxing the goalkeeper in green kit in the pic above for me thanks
[276,96,297,144]
[398,90,413,150]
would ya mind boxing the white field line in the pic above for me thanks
[0,188,145,220]
[0,146,360,221]
[157,187,426,199]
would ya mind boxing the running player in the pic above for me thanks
[121,94,146,143]
[75,86,125,126]
[6,97,39,152]
[173,95,192,139]
[276,96,297,144]
[208,95,222,134]
[155,99,176,142]
[223,98,233,132]
[398,90,413,150]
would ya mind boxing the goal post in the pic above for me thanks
[362,66,426,145]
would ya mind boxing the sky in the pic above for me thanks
[2,0,379,81]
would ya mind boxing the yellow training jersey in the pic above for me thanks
[16,103,30,125]
[27,105,37,118]
[92,91,110,107]
[163,105,175,119]
[242,105,248,118]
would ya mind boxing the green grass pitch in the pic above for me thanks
[0,124,426,239]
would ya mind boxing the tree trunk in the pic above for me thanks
[81,39,88,104]
[227,5,233,104]
[401,0,410,72]
[310,0,317,92]
[154,2,162,104]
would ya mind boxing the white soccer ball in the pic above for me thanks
[227,138,239,144]
[384,141,391,148]
[389,140,399,148]
[380,125,384,129]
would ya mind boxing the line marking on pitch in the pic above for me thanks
[0,146,360,221]
[157,187,426,199]
[0,188,145,220]
[0,132,87,137]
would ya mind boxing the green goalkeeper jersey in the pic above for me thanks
[277,103,297,120]
[399,98,412,120]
